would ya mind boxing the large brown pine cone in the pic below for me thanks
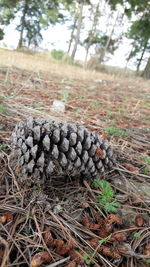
[10,117,115,186]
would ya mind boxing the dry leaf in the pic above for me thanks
[122,163,139,174]
[31,251,51,267]
[80,202,90,208]
[0,213,13,225]
[0,250,4,265]
[106,214,122,225]
[69,249,84,264]
[100,245,121,259]
[135,215,144,227]
[65,261,76,267]
[110,233,126,242]
[82,217,100,230]
[93,212,105,227]
[144,244,150,255]
[55,242,73,255]
[89,240,121,259]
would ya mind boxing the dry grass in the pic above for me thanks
[0,49,150,267]
[0,48,149,85]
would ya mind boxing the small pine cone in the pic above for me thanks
[10,117,116,186]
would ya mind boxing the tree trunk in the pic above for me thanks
[84,1,100,64]
[17,0,28,48]
[71,2,84,60]
[99,11,120,63]
[142,57,150,79]
[136,41,148,72]
[67,15,78,55]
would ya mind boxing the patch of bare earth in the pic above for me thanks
[0,63,150,267]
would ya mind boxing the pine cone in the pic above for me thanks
[10,117,115,186]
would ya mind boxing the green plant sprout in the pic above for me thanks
[0,144,8,151]
[92,179,120,213]
[133,233,141,239]
[99,234,112,244]
[83,251,95,265]
[61,90,69,102]
[104,126,127,137]
[0,104,9,115]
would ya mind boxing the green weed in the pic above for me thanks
[133,233,141,239]
[142,167,149,175]
[0,144,8,151]
[104,126,126,137]
[83,251,95,265]
[144,259,150,264]
[92,179,120,213]
[61,90,69,102]
[99,234,112,244]
[144,157,150,164]
[90,101,101,108]
[0,104,9,115]
[32,104,43,110]
[144,116,150,121]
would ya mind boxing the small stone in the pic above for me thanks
[51,100,65,113]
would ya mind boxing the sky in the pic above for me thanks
[0,2,143,71]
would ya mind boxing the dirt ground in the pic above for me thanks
[0,52,150,267]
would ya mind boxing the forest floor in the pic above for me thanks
[0,49,150,267]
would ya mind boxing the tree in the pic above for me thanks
[142,57,150,79]
[0,0,75,48]
[70,1,84,60]
[126,12,150,72]
[0,28,4,40]
[67,3,78,54]
[84,1,100,63]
